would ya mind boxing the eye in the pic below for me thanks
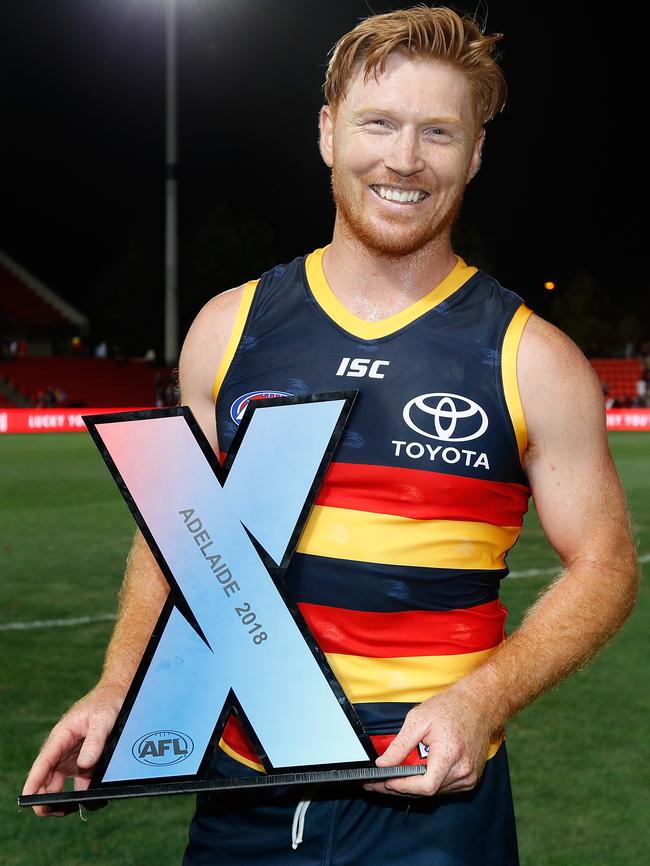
[427,126,452,137]
[365,117,392,130]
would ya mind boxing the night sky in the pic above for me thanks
[2,0,645,354]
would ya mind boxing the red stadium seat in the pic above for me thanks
[590,358,643,401]
[0,357,173,408]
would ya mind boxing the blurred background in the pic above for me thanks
[1,2,648,865]
[1,0,648,381]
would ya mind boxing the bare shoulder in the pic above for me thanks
[517,313,606,456]
[180,284,247,365]
[178,283,249,446]
[515,318,635,578]
[178,285,247,393]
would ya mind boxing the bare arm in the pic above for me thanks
[98,285,248,687]
[453,316,637,724]
[368,314,638,796]
[23,286,246,814]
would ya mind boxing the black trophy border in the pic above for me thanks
[19,763,426,810]
[79,393,381,796]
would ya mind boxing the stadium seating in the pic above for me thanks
[590,358,643,401]
[0,357,173,407]
[1,356,642,408]
[0,261,70,326]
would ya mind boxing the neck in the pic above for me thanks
[322,216,458,322]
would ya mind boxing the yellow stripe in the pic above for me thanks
[211,280,259,403]
[501,304,532,462]
[297,506,520,570]
[325,647,498,703]
[486,734,504,760]
[219,738,265,773]
[305,247,477,340]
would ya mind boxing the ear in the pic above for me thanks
[467,128,485,182]
[319,105,335,168]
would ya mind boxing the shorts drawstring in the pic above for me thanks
[291,799,311,850]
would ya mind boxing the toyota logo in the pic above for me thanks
[403,393,488,442]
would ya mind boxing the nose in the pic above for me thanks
[384,126,425,177]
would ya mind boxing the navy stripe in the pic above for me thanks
[353,701,417,735]
[284,553,504,612]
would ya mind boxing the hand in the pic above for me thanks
[22,681,125,817]
[364,687,495,798]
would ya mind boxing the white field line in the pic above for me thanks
[509,566,558,579]
[509,551,649,579]
[1,554,648,632]
[0,613,116,632]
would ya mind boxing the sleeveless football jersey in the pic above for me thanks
[213,247,532,771]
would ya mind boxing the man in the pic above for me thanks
[24,6,637,865]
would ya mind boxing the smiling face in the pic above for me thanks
[320,52,484,257]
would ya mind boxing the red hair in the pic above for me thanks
[324,5,507,126]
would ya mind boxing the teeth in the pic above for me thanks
[377,186,425,203]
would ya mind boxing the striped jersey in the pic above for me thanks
[213,247,532,771]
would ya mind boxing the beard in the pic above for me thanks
[331,165,465,258]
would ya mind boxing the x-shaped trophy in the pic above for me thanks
[20,393,423,808]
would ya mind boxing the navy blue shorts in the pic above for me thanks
[182,745,519,865]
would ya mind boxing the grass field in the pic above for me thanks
[1,431,648,865]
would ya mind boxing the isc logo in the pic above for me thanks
[336,357,390,379]
[132,730,194,766]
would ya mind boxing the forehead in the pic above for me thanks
[341,52,476,125]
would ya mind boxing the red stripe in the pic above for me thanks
[370,734,426,765]
[221,717,426,768]
[316,462,529,526]
[297,600,506,657]
[222,715,261,765]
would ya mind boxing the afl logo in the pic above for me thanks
[403,393,488,442]
[230,390,293,425]
[132,730,194,766]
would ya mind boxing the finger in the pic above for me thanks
[363,780,418,797]
[23,767,52,798]
[24,731,82,816]
[76,720,111,769]
[375,729,421,768]
[28,768,93,819]
[42,771,79,818]
[33,806,65,818]
[23,722,83,795]
[28,785,72,819]
[73,773,93,792]
[75,773,108,812]
[363,781,385,794]
[23,752,57,797]
[49,770,68,792]
[381,751,450,797]
[25,764,78,817]
[31,799,59,819]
